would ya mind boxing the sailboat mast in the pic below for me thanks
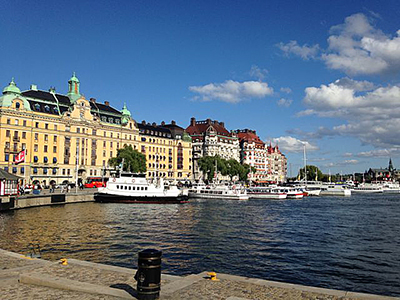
[303,143,307,184]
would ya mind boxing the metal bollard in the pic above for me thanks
[135,249,162,300]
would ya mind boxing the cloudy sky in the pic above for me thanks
[1,0,400,175]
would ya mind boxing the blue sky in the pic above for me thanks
[2,0,400,175]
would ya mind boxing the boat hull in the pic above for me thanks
[188,193,248,200]
[248,193,287,200]
[94,192,189,204]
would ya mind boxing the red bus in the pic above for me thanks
[84,177,108,188]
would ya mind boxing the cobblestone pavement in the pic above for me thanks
[1,283,123,300]
[0,249,398,300]
[161,278,362,300]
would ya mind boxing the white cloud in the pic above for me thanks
[277,98,293,107]
[270,136,318,153]
[324,159,359,167]
[278,13,400,75]
[322,13,400,75]
[300,78,400,148]
[249,65,268,80]
[277,40,320,60]
[189,80,273,103]
[280,87,292,94]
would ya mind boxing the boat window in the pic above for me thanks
[133,186,136,190]
[117,185,119,189]
[145,187,148,190]
[125,186,127,190]
[141,187,144,190]
[128,186,131,190]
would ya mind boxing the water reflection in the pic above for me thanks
[0,194,399,297]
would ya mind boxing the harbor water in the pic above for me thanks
[0,194,399,297]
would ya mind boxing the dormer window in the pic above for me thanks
[34,103,40,110]
[45,105,50,112]
[54,107,59,113]
[116,119,120,124]
[108,117,113,123]
[16,102,20,109]
[101,116,107,122]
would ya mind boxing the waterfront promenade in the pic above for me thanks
[0,248,398,300]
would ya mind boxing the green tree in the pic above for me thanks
[198,156,217,180]
[298,165,323,181]
[109,145,147,173]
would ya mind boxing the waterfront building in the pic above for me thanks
[366,158,399,181]
[138,120,192,181]
[186,118,240,180]
[0,75,192,186]
[236,129,287,183]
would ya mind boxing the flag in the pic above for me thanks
[15,149,26,165]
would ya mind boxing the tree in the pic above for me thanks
[198,156,216,181]
[109,145,146,173]
[298,165,323,181]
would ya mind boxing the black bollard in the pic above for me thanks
[135,249,162,300]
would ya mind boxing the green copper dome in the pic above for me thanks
[121,103,131,117]
[3,78,21,95]
[69,72,80,83]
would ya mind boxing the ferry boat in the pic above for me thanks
[352,183,383,194]
[247,186,287,200]
[320,184,351,196]
[94,173,188,204]
[282,187,304,199]
[382,182,400,193]
[188,184,249,200]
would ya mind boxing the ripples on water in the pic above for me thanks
[0,194,399,296]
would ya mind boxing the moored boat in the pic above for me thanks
[320,184,351,196]
[188,184,248,200]
[95,173,188,204]
[247,186,287,200]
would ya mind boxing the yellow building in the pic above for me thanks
[0,74,192,186]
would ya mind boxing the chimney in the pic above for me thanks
[30,84,38,91]
[161,121,165,126]
[220,121,224,127]
[49,86,56,93]
[104,101,110,106]
[142,120,146,125]
[90,98,96,103]
[152,122,157,127]
[171,120,176,125]
[206,118,211,125]
[190,117,196,126]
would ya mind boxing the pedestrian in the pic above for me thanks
[67,184,71,193]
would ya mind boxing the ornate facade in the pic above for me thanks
[186,118,240,179]
[236,129,287,183]
[0,75,192,186]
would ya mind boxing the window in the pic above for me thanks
[43,168,48,174]
[16,102,20,109]
[34,133,38,140]
[34,104,40,110]
[103,141,106,147]
[22,132,26,139]
[111,133,113,138]
[7,119,10,124]
[110,151,113,157]
[5,154,9,161]
[44,157,48,163]
[110,142,113,147]
[54,125,57,131]
[45,106,50,113]
[77,128,80,133]
[33,167,37,174]
[92,129,97,135]
[44,135,48,141]
[34,144,38,152]
[62,169,66,175]
[6,130,10,137]
[20,167,24,174]
[52,168,57,175]
[35,122,39,128]
[67,169,70,175]
[53,157,57,163]
[53,146,57,153]
[15,119,19,125]
[103,150,106,157]
[22,143,26,149]
[44,145,48,152]
[23,120,27,126]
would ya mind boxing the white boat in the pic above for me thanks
[352,183,383,194]
[320,184,351,196]
[381,182,400,193]
[95,173,188,204]
[247,187,287,200]
[304,186,321,196]
[188,184,249,200]
[282,187,304,199]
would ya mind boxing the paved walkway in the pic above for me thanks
[0,249,398,300]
